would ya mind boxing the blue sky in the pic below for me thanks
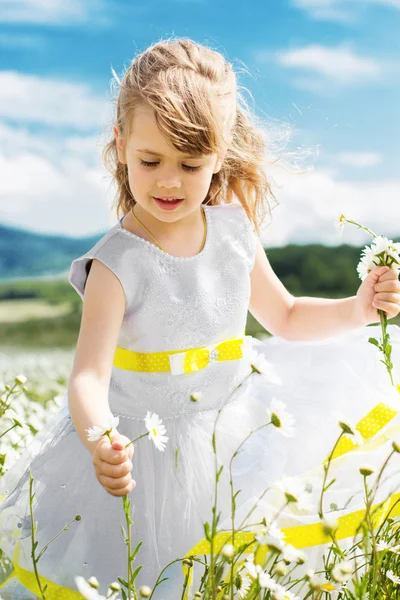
[0,0,399,246]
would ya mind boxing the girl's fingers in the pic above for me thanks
[372,300,400,317]
[97,458,133,478]
[378,269,400,282]
[375,280,400,292]
[104,480,136,497]
[98,472,133,490]
[374,292,400,304]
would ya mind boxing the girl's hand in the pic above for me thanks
[354,265,400,326]
[92,432,136,497]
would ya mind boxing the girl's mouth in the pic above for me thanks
[153,197,184,211]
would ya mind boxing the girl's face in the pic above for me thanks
[114,103,223,224]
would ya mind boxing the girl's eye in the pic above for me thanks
[140,160,201,172]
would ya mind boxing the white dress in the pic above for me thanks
[0,203,400,598]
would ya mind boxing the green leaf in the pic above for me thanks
[117,577,129,588]
[130,565,142,584]
[130,540,143,562]
[121,590,127,600]
[204,521,211,541]
[120,524,127,542]
[368,337,380,348]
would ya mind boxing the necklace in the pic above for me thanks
[130,205,207,254]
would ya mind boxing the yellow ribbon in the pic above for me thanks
[0,541,83,598]
[181,397,400,597]
[113,336,245,375]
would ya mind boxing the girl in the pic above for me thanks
[1,37,400,599]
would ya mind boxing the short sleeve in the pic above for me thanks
[69,231,136,312]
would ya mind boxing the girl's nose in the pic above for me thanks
[157,169,182,189]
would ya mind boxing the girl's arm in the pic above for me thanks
[68,258,126,454]
[249,239,368,342]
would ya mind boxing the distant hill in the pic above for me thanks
[0,223,102,280]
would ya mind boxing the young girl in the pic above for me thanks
[1,37,400,599]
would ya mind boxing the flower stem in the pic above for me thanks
[29,470,46,599]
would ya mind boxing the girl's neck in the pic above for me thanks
[122,204,207,258]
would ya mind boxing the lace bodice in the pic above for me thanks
[69,203,258,419]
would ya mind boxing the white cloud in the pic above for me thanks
[275,45,381,88]
[0,0,107,25]
[259,164,400,247]
[336,152,383,168]
[292,0,400,22]
[0,71,112,129]
[0,122,117,236]
[1,121,399,248]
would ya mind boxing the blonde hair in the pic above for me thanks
[103,37,295,235]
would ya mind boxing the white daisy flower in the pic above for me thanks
[357,249,380,281]
[334,214,346,235]
[259,570,277,590]
[86,414,120,442]
[144,411,169,452]
[266,398,295,437]
[282,543,307,564]
[236,571,251,598]
[357,236,400,281]
[331,560,352,583]
[247,348,282,384]
[331,413,364,445]
[275,475,313,511]
[75,577,109,600]
[376,540,391,552]
[387,569,400,584]
[271,583,300,600]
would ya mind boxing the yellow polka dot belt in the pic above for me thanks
[113,336,245,376]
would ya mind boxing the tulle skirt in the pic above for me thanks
[1,324,400,598]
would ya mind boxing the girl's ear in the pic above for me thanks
[113,125,126,164]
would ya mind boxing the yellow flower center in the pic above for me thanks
[322,583,335,591]
[152,428,158,436]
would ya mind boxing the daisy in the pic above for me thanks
[266,398,295,437]
[235,571,251,598]
[331,413,364,445]
[282,544,308,565]
[334,214,346,235]
[275,475,313,511]
[387,569,400,584]
[86,414,120,442]
[75,577,113,600]
[259,570,277,590]
[331,560,352,583]
[144,411,169,452]
[247,347,282,384]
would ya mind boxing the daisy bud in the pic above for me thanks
[338,420,355,436]
[194,593,203,599]
[139,585,152,597]
[109,582,121,592]
[88,576,99,588]
[221,543,235,559]
[183,558,193,567]
[275,560,287,576]
[15,374,27,386]
[359,465,375,477]
[322,514,338,537]
[75,515,82,521]
[190,392,202,403]
[393,441,400,454]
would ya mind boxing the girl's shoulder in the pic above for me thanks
[68,222,137,311]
